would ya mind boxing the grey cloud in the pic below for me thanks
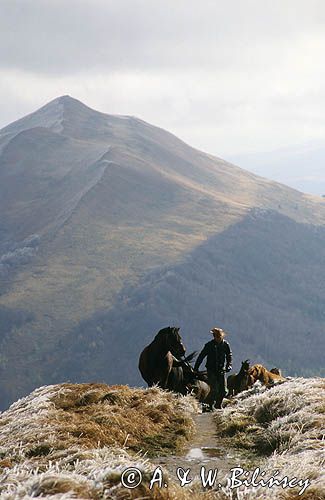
[1,0,325,163]
[1,0,325,75]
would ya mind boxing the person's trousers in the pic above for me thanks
[207,371,227,409]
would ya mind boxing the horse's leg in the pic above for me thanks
[160,368,170,389]
[160,353,173,389]
[139,350,155,387]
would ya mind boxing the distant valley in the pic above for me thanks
[228,143,325,196]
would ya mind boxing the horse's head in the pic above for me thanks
[168,326,186,357]
[154,326,186,357]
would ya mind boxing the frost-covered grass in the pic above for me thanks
[0,383,200,499]
[215,377,325,499]
[0,380,323,499]
[0,383,196,461]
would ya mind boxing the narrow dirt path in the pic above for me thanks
[152,412,250,484]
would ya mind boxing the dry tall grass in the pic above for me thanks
[0,383,203,499]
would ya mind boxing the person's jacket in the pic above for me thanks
[194,339,232,373]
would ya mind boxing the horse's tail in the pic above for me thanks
[138,348,152,386]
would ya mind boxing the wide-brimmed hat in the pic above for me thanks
[210,327,226,335]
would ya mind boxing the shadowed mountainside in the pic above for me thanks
[0,96,324,408]
[57,209,325,386]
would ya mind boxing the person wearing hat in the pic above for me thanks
[194,327,232,411]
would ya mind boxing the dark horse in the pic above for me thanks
[167,351,197,394]
[227,359,251,396]
[138,326,186,389]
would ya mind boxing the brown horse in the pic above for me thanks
[247,364,286,388]
[138,326,186,389]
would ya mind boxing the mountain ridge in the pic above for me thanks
[1,95,324,211]
[0,96,324,409]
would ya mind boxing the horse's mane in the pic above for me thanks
[154,326,178,341]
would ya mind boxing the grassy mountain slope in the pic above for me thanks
[0,96,324,408]
[57,209,325,387]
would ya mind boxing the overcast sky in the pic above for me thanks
[1,0,325,160]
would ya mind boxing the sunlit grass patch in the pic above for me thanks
[216,414,255,437]
[0,383,197,462]
[0,383,203,499]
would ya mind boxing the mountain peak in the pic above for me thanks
[45,95,91,111]
[0,95,155,144]
[0,95,107,138]
[56,94,74,102]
